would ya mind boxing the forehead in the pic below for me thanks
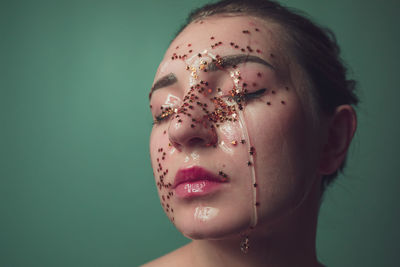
[182,16,276,39]
[154,16,294,81]
[165,15,283,60]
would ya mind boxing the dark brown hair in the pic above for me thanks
[175,0,359,192]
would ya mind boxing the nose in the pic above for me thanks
[168,110,218,150]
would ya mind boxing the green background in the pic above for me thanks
[1,0,399,266]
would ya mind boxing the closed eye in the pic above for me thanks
[244,88,267,100]
[232,88,268,103]
[153,107,175,125]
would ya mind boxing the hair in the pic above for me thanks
[175,0,359,193]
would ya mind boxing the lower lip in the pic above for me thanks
[175,180,224,198]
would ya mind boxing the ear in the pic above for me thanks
[318,105,357,175]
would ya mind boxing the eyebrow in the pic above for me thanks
[150,54,274,96]
[151,73,177,94]
[207,54,275,71]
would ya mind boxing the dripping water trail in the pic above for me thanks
[237,109,258,228]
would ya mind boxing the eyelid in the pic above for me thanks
[219,87,267,99]
[153,102,179,124]
[244,88,267,98]
[153,109,174,124]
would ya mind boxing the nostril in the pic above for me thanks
[188,137,206,146]
[168,116,218,149]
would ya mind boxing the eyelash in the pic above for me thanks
[152,88,267,125]
[153,107,176,125]
[233,88,266,103]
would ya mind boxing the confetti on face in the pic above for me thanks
[150,17,292,236]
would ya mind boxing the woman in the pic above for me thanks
[145,0,358,266]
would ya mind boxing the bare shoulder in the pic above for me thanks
[140,244,192,267]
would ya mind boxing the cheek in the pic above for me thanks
[218,121,243,153]
[149,126,174,185]
[244,97,319,220]
[150,128,179,222]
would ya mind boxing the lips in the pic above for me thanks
[173,166,228,198]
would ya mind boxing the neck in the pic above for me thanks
[186,180,323,267]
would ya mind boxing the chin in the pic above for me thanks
[173,206,253,240]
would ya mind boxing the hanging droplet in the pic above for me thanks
[240,235,250,254]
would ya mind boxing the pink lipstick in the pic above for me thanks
[173,166,228,198]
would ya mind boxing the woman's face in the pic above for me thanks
[149,16,323,240]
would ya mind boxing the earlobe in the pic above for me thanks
[318,105,357,175]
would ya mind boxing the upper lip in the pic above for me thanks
[173,166,227,189]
